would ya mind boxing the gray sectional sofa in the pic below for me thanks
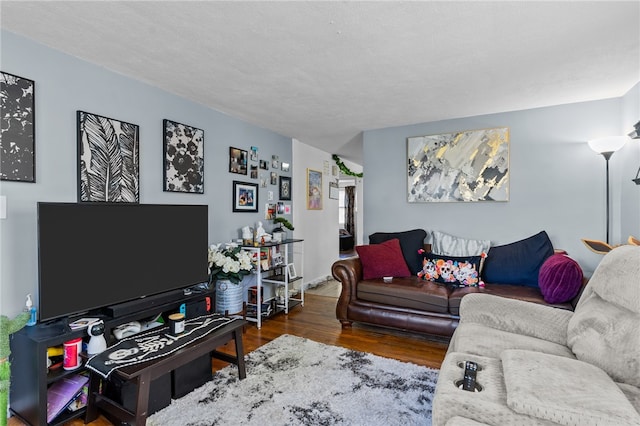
[433,245,640,425]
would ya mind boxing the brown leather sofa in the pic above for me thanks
[331,245,585,339]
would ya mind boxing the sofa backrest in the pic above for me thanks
[567,245,640,387]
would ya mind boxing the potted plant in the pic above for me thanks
[208,243,254,314]
[272,217,294,242]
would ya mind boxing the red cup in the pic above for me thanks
[63,338,82,370]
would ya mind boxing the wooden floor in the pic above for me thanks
[10,291,448,426]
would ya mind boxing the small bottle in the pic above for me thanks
[25,294,37,326]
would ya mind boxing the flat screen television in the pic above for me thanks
[37,202,209,323]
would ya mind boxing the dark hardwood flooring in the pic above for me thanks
[10,292,448,426]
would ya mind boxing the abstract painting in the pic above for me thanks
[163,119,204,193]
[407,127,509,202]
[1,71,35,182]
[77,111,139,202]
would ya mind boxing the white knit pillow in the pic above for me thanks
[431,230,490,257]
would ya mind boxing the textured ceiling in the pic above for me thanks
[1,1,639,164]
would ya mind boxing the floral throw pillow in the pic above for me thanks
[418,252,485,287]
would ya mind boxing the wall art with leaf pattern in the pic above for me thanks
[77,111,139,202]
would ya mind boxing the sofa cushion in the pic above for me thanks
[568,245,640,388]
[482,231,554,287]
[502,349,640,426]
[355,238,411,280]
[369,229,427,275]
[358,278,450,313]
[431,230,490,257]
[448,284,574,316]
[538,253,583,303]
[420,253,482,287]
[449,322,576,359]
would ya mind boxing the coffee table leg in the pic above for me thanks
[233,328,246,379]
[134,371,152,425]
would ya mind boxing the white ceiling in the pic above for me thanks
[1,1,639,164]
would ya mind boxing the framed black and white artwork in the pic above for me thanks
[77,111,140,202]
[279,175,292,200]
[1,71,35,182]
[163,119,204,193]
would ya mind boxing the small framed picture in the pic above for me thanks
[250,164,258,179]
[272,154,280,169]
[233,181,259,212]
[229,147,248,175]
[279,175,292,200]
[259,159,269,170]
[270,171,278,185]
[286,263,297,280]
[250,146,258,162]
[281,162,290,172]
[329,182,339,199]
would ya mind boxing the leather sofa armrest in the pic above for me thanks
[332,258,362,321]
[459,293,573,346]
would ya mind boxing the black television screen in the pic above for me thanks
[37,202,209,322]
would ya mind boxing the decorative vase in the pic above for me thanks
[215,279,244,315]
[272,228,286,243]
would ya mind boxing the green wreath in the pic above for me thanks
[332,155,363,178]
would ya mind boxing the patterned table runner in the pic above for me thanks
[86,314,237,378]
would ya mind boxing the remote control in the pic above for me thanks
[462,361,478,391]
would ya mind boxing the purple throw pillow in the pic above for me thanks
[538,253,583,303]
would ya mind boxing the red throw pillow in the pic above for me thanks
[538,253,583,303]
[355,238,412,280]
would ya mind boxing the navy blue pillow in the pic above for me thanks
[482,231,554,287]
[369,229,427,275]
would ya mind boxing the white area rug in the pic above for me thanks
[148,334,439,425]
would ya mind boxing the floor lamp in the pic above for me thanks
[587,136,628,244]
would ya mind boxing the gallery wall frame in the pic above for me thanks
[279,175,292,200]
[407,127,509,202]
[1,71,35,182]
[286,263,297,280]
[329,182,339,200]
[307,168,323,210]
[233,180,259,212]
[229,146,248,175]
[77,110,139,202]
[163,119,204,193]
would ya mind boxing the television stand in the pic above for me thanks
[9,288,215,426]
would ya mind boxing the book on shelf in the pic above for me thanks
[67,381,89,412]
[69,317,101,330]
[46,373,89,423]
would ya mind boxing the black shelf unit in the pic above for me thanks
[9,288,214,426]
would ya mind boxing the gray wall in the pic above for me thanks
[0,31,292,317]
[363,92,639,274]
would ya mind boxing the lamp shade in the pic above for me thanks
[588,136,629,154]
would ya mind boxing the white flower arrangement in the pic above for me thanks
[208,243,253,284]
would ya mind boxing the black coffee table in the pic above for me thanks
[85,318,246,426]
